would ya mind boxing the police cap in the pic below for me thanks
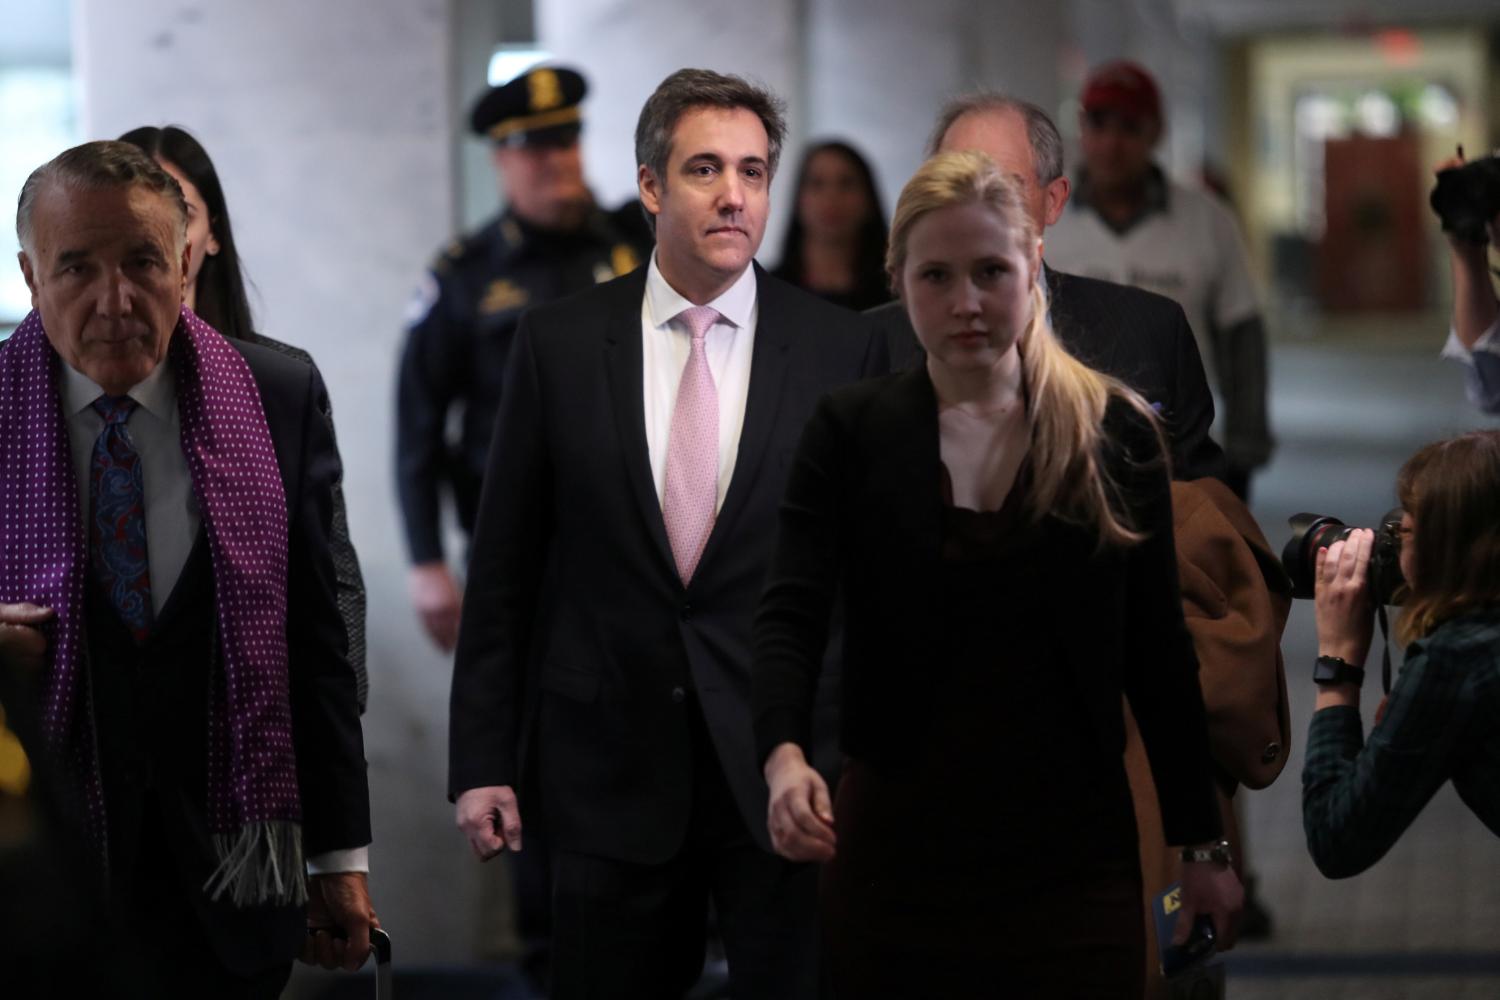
[469,66,588,147]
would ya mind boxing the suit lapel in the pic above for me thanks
[695,264,790,574]
[601,271,677,576]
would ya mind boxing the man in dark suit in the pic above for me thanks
[867,92,1227,483]
[449,69,884,999]
[0,141,374,998]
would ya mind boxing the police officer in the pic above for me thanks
[396,65,652,651]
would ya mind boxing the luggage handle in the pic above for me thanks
[308,925,393,998]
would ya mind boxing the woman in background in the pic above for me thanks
[753,151,1240,996]
[1305,430,1500,875]
[773,140,891,311]
[118,125,369,713]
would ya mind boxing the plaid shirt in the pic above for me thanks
[1302,609,1500,878]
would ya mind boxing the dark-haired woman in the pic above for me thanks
[773,140,892,312]
[118,125,369,711]
[1305,430,1500,877]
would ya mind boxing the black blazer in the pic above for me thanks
[207,342,369,970]
[867,265,1226,483]
[244,330,369,714]
[449,264,886,864]
[751,367,1222,846]
[0,336,371,976]
[236,341,370,859]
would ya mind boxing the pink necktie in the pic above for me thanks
[663,305,721,583]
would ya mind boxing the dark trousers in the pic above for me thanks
[110,796,294,1000]
[549,699,820,1000]
[506,817,553,984]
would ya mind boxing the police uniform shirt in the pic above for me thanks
[396,207,648,564]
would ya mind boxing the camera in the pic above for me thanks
[1430,155,1500,246]
[1280,509,1406,605]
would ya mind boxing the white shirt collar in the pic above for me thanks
[644,251,758,332]
[59,354,176,422]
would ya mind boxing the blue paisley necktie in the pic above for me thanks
[89,395,153,642]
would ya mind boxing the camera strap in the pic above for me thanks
[1377,602,1393,694]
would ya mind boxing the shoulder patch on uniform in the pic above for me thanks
[404,271,441,327]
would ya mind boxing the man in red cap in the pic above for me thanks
[1047,59,1273,500]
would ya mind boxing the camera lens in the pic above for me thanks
[1280,510,1407,605]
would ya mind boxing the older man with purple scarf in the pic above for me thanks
[0,140,374,997]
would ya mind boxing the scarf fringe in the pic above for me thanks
[204,821,307,907]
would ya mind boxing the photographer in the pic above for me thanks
[1435,152,1500,414]
[1302,431,1500,878]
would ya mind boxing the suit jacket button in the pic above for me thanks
[671,686,686,704]
[1261,742,1281,764]
[679,603,693,622]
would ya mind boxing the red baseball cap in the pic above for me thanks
[1080,60,1162,123]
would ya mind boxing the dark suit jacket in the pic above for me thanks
[233,340,370,857]
[244,330,369,714]
[75,339,369,975]
[449,264,886,864]
[867,265,1226,483]
[751,367,1222,846]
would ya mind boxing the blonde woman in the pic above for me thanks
[751,152,1240,995]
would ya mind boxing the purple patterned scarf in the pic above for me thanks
[0,306,305,906]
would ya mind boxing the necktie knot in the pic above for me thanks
[92,395,138,426]
[676,305,721,344]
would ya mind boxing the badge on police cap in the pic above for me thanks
[470,65,588,148]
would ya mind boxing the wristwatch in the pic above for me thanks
[1314,655,1366,687]
[1180,839,1233,868]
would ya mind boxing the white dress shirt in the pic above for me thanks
[60,359,368,874]
[1441,317,1500,415]
[641,252,759,512]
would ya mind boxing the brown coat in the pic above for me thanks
[1127,478,1292,996]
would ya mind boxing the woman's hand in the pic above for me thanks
[1177,858,1243,950]
[1314,530,1376,666]
[764,742,836,863]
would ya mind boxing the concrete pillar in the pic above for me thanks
[806,0,1070,225]
[73,0,474,964]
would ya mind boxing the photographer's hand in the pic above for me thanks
[1436,152,1500,350]
[1314,531,1375,710]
